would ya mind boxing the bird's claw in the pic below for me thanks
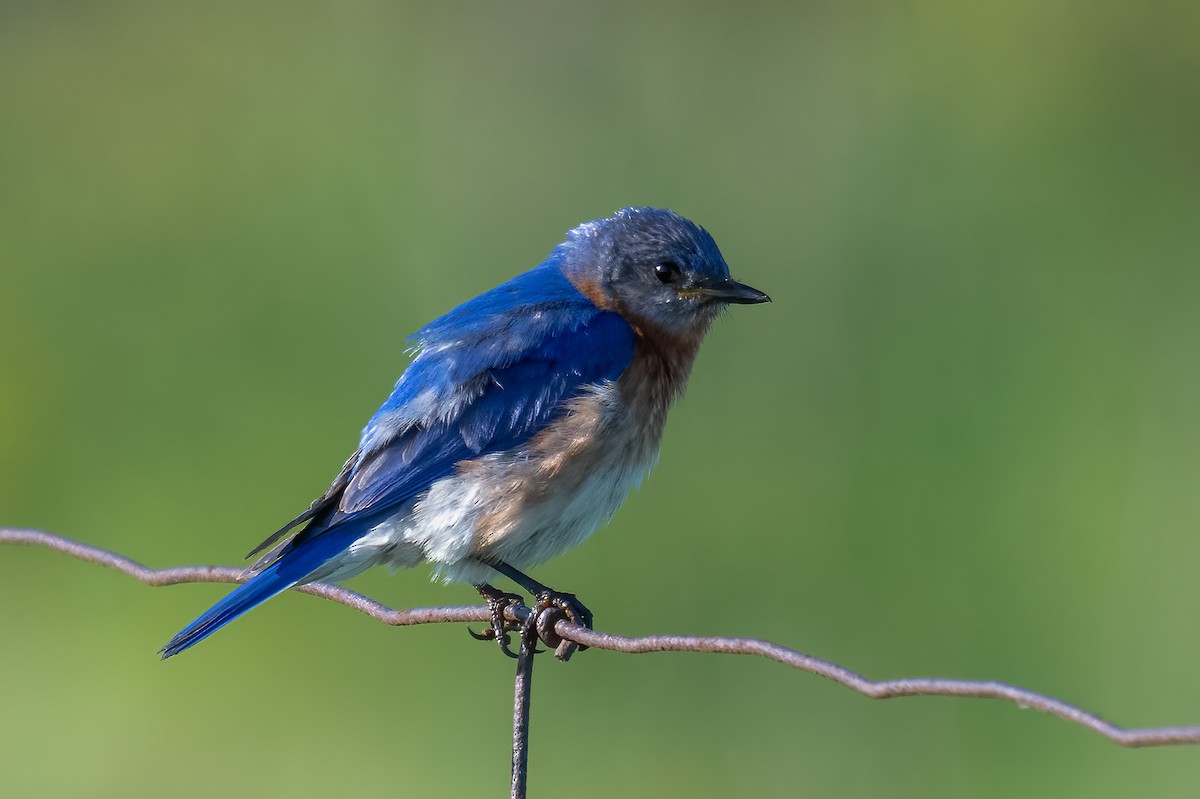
[473,581,590,660]
[533,590,593,661]
[472,586,525,659]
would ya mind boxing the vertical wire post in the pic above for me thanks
[511,615,538,799]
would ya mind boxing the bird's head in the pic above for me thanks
[561,207,769,340]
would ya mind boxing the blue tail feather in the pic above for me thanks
[160,531,352,659]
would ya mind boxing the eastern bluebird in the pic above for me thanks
[162,207,769,659]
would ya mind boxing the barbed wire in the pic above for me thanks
[4,527,1199,798]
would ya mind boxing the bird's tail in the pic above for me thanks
[160,532,350,659]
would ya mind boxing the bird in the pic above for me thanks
[161,207,769,659]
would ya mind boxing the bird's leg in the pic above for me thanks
[471,582,525,659]
[489,560,592,660]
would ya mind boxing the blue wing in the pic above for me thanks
[301,258,637,531]
[162,257,636,657]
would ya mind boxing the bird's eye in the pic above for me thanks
[654,262,682,284]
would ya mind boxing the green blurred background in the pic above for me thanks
[2,2,1199,796]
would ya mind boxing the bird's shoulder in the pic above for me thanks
[363,258,635,447]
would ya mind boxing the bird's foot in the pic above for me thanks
[470,584,525,659]
[532,590,592,661]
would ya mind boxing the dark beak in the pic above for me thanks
[687,277,772,305]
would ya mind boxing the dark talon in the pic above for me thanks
[482,561,594,660]
[473,583,525,658]
[467,627,492,641]
[533,590,593,661]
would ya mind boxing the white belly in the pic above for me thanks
[336,381,662,585]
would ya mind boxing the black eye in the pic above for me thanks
[654,261,682,284]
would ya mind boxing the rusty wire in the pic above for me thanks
[4,526,1200,776]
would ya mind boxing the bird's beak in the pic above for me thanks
[684,277,772,305]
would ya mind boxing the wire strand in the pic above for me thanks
[4,527,1198,749]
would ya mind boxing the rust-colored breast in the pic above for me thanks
[466,336,700,555]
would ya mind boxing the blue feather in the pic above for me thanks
[163,252,636,655]
[160,530,355,658]
[313,257,636,526]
